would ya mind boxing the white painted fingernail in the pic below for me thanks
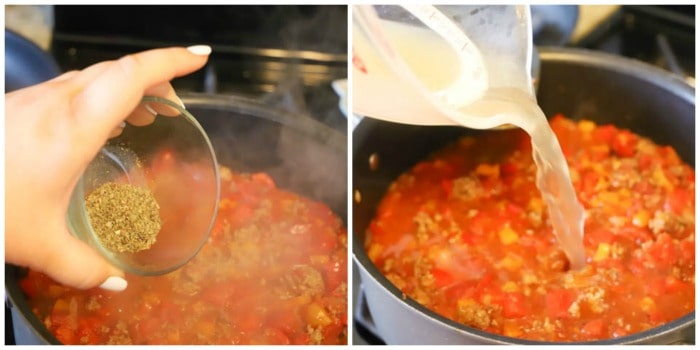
[144,103,158,116]
[99,276,127,291]
[187,45,212,56]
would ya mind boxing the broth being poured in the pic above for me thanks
[454,88,587,270]
[366,18,586,268]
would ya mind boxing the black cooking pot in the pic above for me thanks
[5,29,61,92]
[353,48,695,345]
[6,93,347,344]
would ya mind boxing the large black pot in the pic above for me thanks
[5,29,61,92]
[6,93,347,344]
[353,48,695,344]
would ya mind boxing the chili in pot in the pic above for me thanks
[20,154,348,345]
[365,115,694,342]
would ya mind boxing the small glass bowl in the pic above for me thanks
[67,96,220,276]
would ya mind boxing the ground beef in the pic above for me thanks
[457,299,492,329]
[275,265,325,300]
[451,176,484,201]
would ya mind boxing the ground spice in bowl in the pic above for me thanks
[85,183,161,253]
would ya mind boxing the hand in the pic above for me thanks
[5,45,211,291]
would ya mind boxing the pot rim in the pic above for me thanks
[181,92,347,151]
[537,47,694,104]
[352,47,695,345]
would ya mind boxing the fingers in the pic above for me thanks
[71,46,210,141]
[47,70,81,84]
[126,105,157,126]
[144,81,183,109]
[37,224,126,291]
[108,122,126,138]
[124,82,182,127]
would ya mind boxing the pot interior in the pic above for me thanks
[352,48,695,344]
[6,93,348,344]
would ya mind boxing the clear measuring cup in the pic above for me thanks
[352,5,535,129]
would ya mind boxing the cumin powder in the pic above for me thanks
[85,183,161,253]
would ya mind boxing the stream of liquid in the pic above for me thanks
[480,90,587,269]
[375,20,587,269]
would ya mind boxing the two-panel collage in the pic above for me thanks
[4,3,695,346]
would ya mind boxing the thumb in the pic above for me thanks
[72,46,210,140]
[37,224,127,291]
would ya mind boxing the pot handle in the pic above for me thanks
[6,292,13,309]
[354,284,384,342]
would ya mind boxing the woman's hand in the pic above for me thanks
[5,45,211,291]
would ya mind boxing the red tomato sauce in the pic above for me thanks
[21,166,348,345]
[365,115,694,341]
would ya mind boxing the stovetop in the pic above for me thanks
[50,5,349,134]
[574,5,694,83]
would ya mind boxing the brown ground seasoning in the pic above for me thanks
[85,183,161,253]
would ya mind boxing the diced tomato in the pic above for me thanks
[54,324,77,344]
[469,212,492,237]
[580,171,600,195]
[500,162,518,177]
[475,273,494,292]
[592,124,617,144]
[441,179,453,196]
[158,300,182,321]
[200,286,232,307]
[584,228,615,246]
[76,317,103,344]
[506,203,524,216]
[236,311,263,332]
[321,322,346,345]
[305,228,337,255]
[644,277,666,297]
[666,188,690,214]
[647,233,676,269]
[321,257,346,292]
[582,318,605,338]
[269,306,302,334]
[638,154,653,170]
[445,282,476,302]
[292,332,311,345]
[679,239,695,264]
[133,318,161,342]
[611,130,637,157]
[502,292,528,319]
[431,268,454,288]
[545,288,576,318]
[617,227,653,245]
[412,161,433,174]
[461,231,477,245]
[664,275,688,294]
[231,205,254,225]
[19,275,40,298]
[264,328,291,345]
[251,172,276,188]
[627,258,647,277]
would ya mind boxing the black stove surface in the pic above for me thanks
[576,5,694,81]
[50,5,348,134]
